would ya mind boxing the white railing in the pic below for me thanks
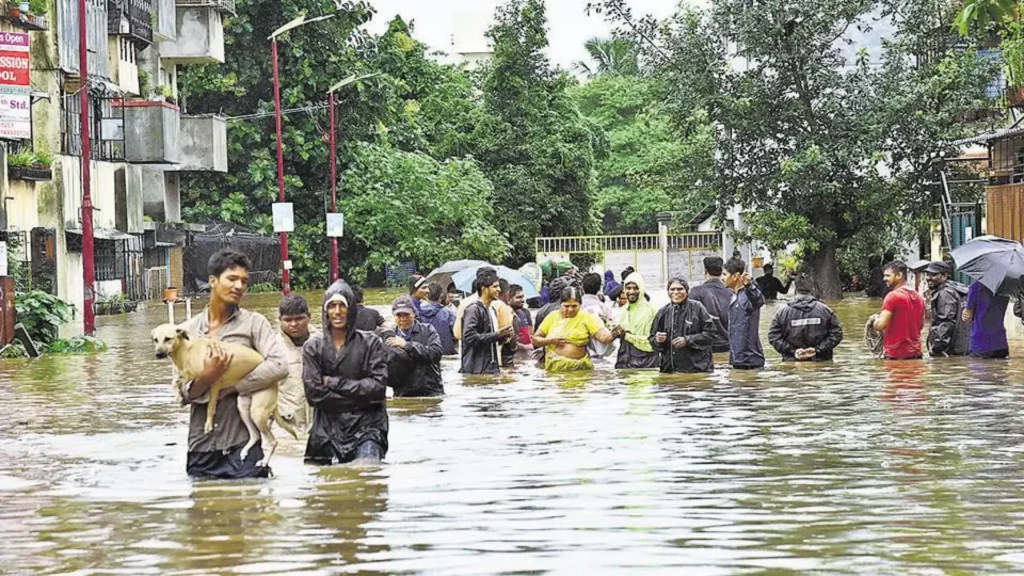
[535,232,721,255]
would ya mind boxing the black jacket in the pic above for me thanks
[729,283,766,369]
[649,300,716,373]
[928,281,969,357]
[460,300,502,374]
[768,295,844,361]
[688,278,733,352]
[755,274,791,300]
[303,281,389,464]
[384,321,444,397]
[616,339,659,369]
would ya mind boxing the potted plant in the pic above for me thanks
[7,150,33,180]
[27,150,52,180]
[161,84,177,106]
[27,0,46,28]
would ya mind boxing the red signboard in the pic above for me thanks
[0,50,30,86]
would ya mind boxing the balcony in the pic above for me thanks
[159,6,225,64]
[107,0,154,47]
[117,99,180,164]
[177,0,235,15]
[175,115,227,172]
[61,91,126,161]
[130,164,180,222]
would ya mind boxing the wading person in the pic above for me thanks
[278,294,319,432]
[460,268,513,374]
[964,281,1010,359]
[688,256,733,354]
[177,249,289,479]
[384,295,443,397]
[611,272,659,369]
[534,276,571,331]
[872,260,925,360]
[755,263,793,301]
[303,280,388,465]
[409,274,428,317]
[924,262,968,357]
[581,272,614,359]
[351,284,385,333]
[768,275,844,361]
[650,277,716,373]
[510,284,534,357]
[420,282,457,356]
[532,286,616,372]
[496,279,517,367]
[725,258,766,369]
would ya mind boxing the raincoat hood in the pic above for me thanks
[618,272,655,353]
[420,301,444,319]
[604,270,615,282]
[789,294,820,312]
[547,277,570,303]
[321,279,359,341]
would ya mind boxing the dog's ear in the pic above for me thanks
[175,327,190,340]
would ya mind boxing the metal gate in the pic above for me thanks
[948,203,983,286]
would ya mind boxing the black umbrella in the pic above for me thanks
[949,235,1024,296]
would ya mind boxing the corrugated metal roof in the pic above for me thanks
[951,125,1024,146]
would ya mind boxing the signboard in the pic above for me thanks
[326,213,344,238]
[272,202,294,233]
[0,32,30,141]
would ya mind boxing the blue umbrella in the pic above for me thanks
[451,264,541,299]
[426,259,489,278]
[950,235,1024,296]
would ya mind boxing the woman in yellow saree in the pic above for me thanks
[532,286,616,372]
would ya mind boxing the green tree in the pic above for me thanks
[594,0,998,298]
[575,37,640,77]
[470,0,604,264]
[953,0,1015,36]
[572,74,715,232]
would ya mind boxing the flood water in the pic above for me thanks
[3,291,1024,574]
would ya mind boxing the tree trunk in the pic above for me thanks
[806,240,843,300]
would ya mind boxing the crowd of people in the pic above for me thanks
[176,248,1016,480]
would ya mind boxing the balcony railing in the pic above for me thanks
[60,92,126,162]
[177,0,235,14]
[108,0,154,46]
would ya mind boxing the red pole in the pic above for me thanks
[272,37,291,294]
[329,91,339,283]
[79,0,95,335]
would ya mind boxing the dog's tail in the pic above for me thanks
[274,410,300,439]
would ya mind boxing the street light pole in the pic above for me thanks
[328,89,338,282]
[79,0,95,335]
[271,36,290,294]
[269,13,335,295]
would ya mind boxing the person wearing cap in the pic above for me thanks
[408,274,429,318]
[460,267,514,374]
[964,278,1010,359]
[768,275,844,361]
[383,295,443,397]
[924,261,969,357]
[303,280,389,465]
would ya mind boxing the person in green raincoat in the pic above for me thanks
[610,272,659,369]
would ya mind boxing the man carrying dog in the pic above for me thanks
[278,294,319,432]
[176,249,289,479]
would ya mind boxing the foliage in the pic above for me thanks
[0,342,28,358]
[470,0,603,264]
[953,0,1014,36]
[247,282,279,294]
[6,232,29,292]
[97,292,130,315]
[7,151,33,167]
[28,0,45,15]
[14,290,75,345]
[32,151,52,168]
[1001,19,1024,88]
[138,69,152,98]
[594,0,999,298]
[47,336,108,355]
[338,142,508,280]
[572,75,715,232]
[575,37,640,77]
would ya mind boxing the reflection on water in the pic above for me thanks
[3,293,1024,573]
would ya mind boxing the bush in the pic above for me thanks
[47,336,108,355]
[14,291,75,345]
[0,342,28,359]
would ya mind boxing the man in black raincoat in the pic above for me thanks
[302,280,389,464]
[460,267,512,374]
[383,295,444,397]
[649,277,717,373]
[924,261,969,357]
[768,275,844,361]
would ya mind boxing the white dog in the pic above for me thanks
[151,323,297,467]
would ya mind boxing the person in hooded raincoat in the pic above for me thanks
[923,261,969,357]
[460,267,512,374]
[382,295,444,397]
[650,277,716,373]
[768,275,844,361]
[302,280,389,464]
[420,282,457,356]
[611,272,659,369]
[603,270,620,297]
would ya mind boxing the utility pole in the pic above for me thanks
[79,0,95,335]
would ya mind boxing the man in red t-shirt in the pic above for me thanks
[873,260,925,360]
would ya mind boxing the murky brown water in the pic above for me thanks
[3,291,1024,574]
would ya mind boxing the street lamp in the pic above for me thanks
[269,13,335,294]
[326,73,379,283]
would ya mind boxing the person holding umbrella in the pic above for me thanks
[963,282,1010,359]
